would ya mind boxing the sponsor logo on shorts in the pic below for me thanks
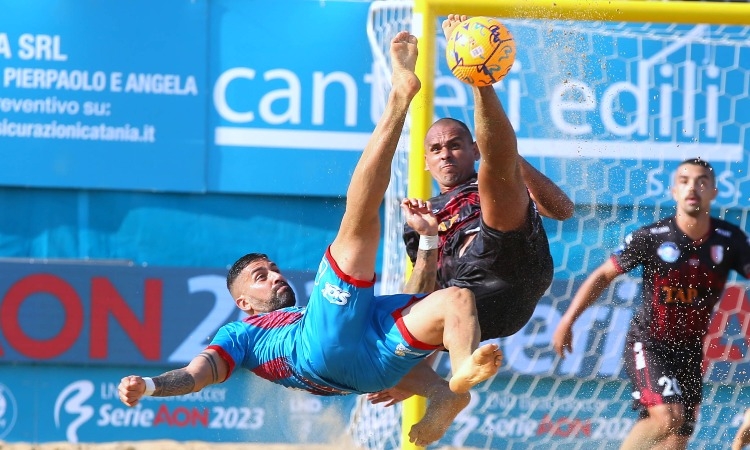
[657,242,680,263]
[0,382,18,439]
[394,343,422,357]
[321,282,350,305]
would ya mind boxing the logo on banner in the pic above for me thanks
[54,380,95,443]
[0,382,18,439]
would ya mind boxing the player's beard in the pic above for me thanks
[272,283,297,309]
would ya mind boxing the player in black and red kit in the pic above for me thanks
[553,158,750,449]
[402,148,571,339]
[366,13,573,409]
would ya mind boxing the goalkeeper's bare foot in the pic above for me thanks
[448,343,502,394]
[408,390,470,447]
[442,13,468,40]
[390,31,421,99]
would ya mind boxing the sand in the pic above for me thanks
[0,442,339,450]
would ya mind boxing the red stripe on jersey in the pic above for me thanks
[392,295,442,351]
[244,310,303,328]
[207,344,235,382]
[252,356,294,381]
[325,246,376,288]
[610,255,625,274]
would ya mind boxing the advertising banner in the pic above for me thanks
[0,0,208,192]
[0,365,354,444]
[207,0,375,196]
[0,261,319,366]
[0,260,748,447]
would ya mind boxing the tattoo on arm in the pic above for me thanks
[198,351,219,383]
[152,369,196,397]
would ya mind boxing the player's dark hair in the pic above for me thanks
[678,157,715,185]
[430,117,474,141]
[227,253,268,291]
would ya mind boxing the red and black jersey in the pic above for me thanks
[612,216,750,346]
[403,174,553,339]
[403,175,481,285]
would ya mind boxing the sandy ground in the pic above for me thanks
[0,442,339,450]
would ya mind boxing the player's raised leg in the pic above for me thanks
[400,286,501,444]
[443,14,529,232]
[401,286,501,392]
[328,31,420,280]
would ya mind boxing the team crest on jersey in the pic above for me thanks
[321,282,350,305]
[711,245,724,264]
[657,242,680,263]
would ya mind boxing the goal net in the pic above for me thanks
[349,1,750,449]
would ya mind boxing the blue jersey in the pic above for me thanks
[209,247,439,396]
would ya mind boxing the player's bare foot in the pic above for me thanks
[408,390,471,447]
[442,14,468,40]
[390,31,421,99]
[448,343,501,394]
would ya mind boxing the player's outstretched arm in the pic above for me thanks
[552,259,620,357]
[118,348,228,407]
[520,157,574,221]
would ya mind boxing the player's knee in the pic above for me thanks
[443,287,476,313]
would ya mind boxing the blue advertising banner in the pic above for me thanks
[0,260,749,447]
[1,260,747,382]
[207,0,375,196]
[0,0,207,192]
[0,261,321,366]
[1,367,745,447]
[0,365,355,444]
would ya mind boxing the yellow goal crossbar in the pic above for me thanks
[403,1,750,449]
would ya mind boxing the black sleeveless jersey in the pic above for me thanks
[612,216,750,346]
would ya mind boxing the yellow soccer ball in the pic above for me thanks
[446,16,516,86]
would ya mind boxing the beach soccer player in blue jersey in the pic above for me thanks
[118,31,501,447]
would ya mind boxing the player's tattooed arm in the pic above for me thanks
[152,350,224,396]
[152,369,196,397]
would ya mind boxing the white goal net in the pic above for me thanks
[350,1,750,449]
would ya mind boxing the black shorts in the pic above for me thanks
[623,339,702,435]
[445,202,553,340]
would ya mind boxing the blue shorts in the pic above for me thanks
[297,247,439,393]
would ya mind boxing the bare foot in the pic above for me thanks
[733,409,750,450]
[448,343,501,394]
[389,31,421,99]
[442,13,468,40]
[408,390,471,447]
